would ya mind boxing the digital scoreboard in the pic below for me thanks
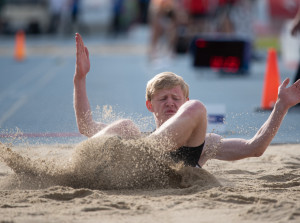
[191,36,251,73]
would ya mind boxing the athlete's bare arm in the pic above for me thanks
[200,78,300,167]
[73,33,106,137]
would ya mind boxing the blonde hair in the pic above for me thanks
[146,72,189,101]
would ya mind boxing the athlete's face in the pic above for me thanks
[146,85,188,127]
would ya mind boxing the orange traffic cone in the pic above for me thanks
[261,48,281,110]
[14,30,26,61]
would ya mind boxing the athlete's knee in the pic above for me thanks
[113,119,141,137]
[117,119,136,128]
[182,100,207,119]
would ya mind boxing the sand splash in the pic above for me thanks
[0,136,220,191]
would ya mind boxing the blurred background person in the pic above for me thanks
[291,6,300,84]
[138,0,150,24]
[0,0,4,34]
[183,0,218,35]
[148,0,186,62]
[220,0,256,58]
[48,0,64,34]
[110,0,125,36]
[214,0,236,34]
[226,0,255,38]
[56,0,81,35]
[71,0,80,30]
[109,0,139,36]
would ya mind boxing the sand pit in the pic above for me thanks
[0,141,299,223]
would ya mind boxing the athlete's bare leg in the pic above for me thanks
[148,100,207,151]
[91,119,142,140]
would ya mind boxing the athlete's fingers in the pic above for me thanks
[294,78,300,88]
[279,78,290,90]
[85,46,89,60]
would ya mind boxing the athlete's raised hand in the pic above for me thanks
[75,33,90,80]
[278,78,300,109]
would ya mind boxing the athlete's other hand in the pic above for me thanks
[278,78,300,109]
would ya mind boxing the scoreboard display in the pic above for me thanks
[191,36,251,73]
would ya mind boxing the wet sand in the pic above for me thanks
[0,142,300,223]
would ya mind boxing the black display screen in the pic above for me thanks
[191,36,251,73]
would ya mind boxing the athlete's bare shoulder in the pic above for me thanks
[199,133,223,166]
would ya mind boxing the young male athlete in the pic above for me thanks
[74,33,300,168]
